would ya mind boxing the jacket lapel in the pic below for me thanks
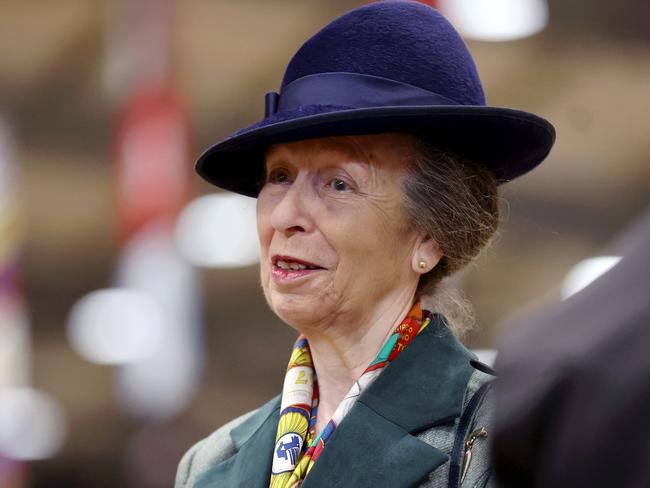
[194,395,281,488]
[300,401,448,488]
[195,314,474,488]
[302,314,475,488]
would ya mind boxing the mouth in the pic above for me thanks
[270,255,325,281]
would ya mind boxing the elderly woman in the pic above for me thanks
[176,2,554,488]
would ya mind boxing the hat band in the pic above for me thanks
[267,72,461,117]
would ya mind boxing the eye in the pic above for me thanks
[267,168,290,184]
[328,178,350,192]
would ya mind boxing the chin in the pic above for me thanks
[267,293,329,331]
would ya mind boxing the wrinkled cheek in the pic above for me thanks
[345,243,388,289]
[336,250,372,290]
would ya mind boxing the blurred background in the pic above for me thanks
[0,0,648,486]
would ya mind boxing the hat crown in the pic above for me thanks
[282,1,485,106]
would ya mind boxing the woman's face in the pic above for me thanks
[257,134,423,328]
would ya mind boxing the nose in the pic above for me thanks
[269,174,315,236]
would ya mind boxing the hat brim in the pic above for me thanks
[196,105,555,197]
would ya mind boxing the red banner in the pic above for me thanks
[113,82,193,240]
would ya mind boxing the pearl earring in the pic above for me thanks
[418,260,427,270]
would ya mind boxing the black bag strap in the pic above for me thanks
[448,381,493,488]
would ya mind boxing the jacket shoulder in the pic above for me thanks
[175,408,258,488]
[417,369,495,488]
[459,370,495,488]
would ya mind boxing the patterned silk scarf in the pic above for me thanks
[269,301,432,488]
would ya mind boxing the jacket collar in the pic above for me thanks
[195,314,475,488]
[356,313,475,432]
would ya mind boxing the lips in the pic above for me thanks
[270,255,325,281]
[271,255,324,270]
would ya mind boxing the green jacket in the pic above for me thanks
[176,315,494,488]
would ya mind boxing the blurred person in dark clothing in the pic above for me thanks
[493,207,650,488]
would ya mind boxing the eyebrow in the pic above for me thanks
[263,146,281,163]
[263,143,373,175]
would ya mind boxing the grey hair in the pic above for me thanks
[402,136,500,336]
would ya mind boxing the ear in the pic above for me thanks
[411,235,443,274]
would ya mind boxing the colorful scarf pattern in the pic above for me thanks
[269,302,431,488]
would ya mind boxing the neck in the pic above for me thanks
[300,286,418,433]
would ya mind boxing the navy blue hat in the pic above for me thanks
[197,1,555,197]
